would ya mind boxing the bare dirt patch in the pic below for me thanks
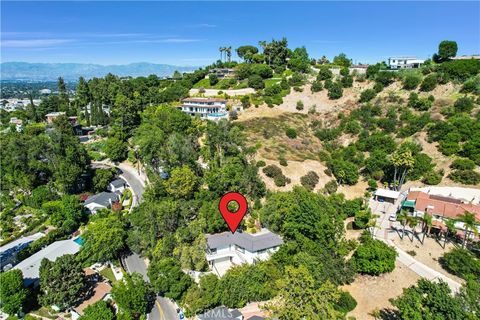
[342,260,421,320]
[390,235,465,285]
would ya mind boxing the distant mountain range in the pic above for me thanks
[1,62,200,81]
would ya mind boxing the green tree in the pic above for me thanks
[164,165,198,199]
[456,211,479,248]
[392,279,468,320]
[148,258,192,300]
[333,53,352,68]
[105,137,128,162]
[92,168,115,192]
[247,74,265,89]
[39,254,86,310]
[79,301,115,320]
[266,265,342,320]
[0,270,28,315]
[208,74,219,86]
[112,273,155,319]
[78,214,126,264]
[441,248,480,279]
[438,40,458,61]
[352,238,397,275]
[236,45,259,63]
[327,81,343,100]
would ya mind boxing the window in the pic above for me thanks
[235,245,245,253]
[209,248,217,254]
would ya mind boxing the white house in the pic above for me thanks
[388,57,425,69]
[179,98,228,121]
[205,228,283,276]
[0,232,45,271]
[84,192,120,213]
[107,178,127,193]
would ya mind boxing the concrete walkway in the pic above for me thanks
[370,197,462,293]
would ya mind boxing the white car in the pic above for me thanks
[389,214,397,221]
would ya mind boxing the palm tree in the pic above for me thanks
[389,149,414,191]
[444,219,456,248]
[408,216,420,242]
[397,210,409,240]
[226,46,232,62]
[457,211,478,248]
[219,47,225,62]
[421,214,433,244]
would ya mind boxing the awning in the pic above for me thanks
[402,200,416,208]
[374,188,400,199]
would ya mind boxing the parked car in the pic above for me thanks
[389,214,397,221]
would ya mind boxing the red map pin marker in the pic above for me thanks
[219,192,248,234]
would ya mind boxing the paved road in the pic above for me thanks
[370,197,462,293]
[92,161,179,319]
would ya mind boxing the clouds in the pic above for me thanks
[2,38,75,48]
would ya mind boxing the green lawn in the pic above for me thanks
[193,78,248,90]
[100,267,117,284]
[264,78,282,88]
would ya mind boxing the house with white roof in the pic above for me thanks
[0,232,45,271]
[388,57,425,69]
[179,98,228,121]
[205,228,283,276]
[13,238,82,286]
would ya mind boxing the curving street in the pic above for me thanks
[92,161,179,320]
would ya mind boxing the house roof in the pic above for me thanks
[0,232,45,255]
[197,306,242,320]
[74,282,112,315]
[374,188,400,199]
[182,98,227,103]
[13,239,81,286]
[408,191,480,221]
[84,192,120,207]
[109,178,126,188]
[206,229,283,252]
[45,112,66,117]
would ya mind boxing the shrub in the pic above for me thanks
[454,96,475,113]
[311,80,323,92]
[422,171,443,185]
[274,174,291,187]
[247,74,265,89]
[461,76,480,94]
[300,171,320,190]
[408,92,433,111]
[330,160,359,185]
[256,160,266,167]
[335,291,357,314]
[323,180,338,194]
[451,158,476,170]
[436,59,480,82]
[448,170,480,185]
[296,100,304,110]
[403,73,422,90]
[279,157,288,167]
[352,238,397,275]
[375,71,395,87]
[341,75,353,88]
[209,74,219,86]
[263,165,282,178]
[250,64,273,79]
[328,82,343,100]
[317,67,333,80]
[420,73,438,91]
[359,89,376,103]
[440,248,480,279]
[373,82,384,93]
[285,127,297,139]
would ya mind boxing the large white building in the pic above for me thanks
[205,228,283,276]
[388,57,425,69]
[179,98,228,121]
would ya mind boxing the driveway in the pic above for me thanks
[369,197,462,293]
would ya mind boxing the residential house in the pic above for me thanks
[349,64,369,74]
[45,111,66,124]
[108,178,127,193]
[197,306,243,320]
[71,269,113,320]
[207,68,236,79]
[84,191,121,213]
[403,190,480,237]
[205,228,283,276]
[179,98,228,121]
[13,239,82,286]
[9,117,23,132]
[388,57,425,69]
[0,232,45,271]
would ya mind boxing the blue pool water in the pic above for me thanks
[73,237,85,246]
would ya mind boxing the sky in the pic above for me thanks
[1,1,479,66]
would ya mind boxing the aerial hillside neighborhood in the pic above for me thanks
[1,1,480,320]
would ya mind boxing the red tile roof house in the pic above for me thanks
[404,191,480,240]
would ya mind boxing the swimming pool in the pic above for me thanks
[73,237,85,246]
